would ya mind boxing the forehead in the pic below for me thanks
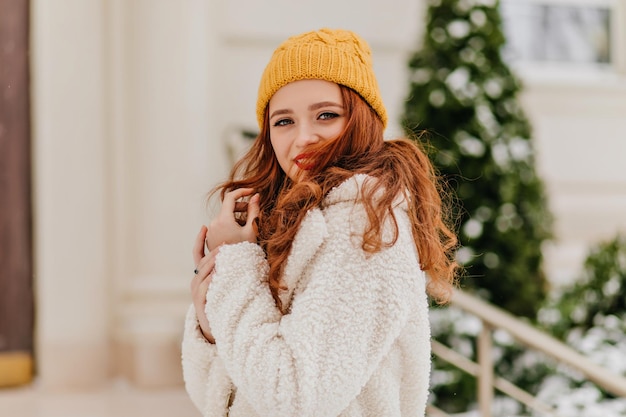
[269,79,342,109]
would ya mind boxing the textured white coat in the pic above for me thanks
[182,175,432,417]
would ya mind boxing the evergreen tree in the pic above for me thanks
[542,233,626,340]
[403,0,552,318]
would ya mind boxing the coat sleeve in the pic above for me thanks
[181,304,234,417]
[205,204,425,417]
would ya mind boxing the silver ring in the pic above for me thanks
[194,268,198,275]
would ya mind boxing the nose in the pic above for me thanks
[294,122,319,148]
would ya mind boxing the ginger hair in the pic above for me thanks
[214,86,458,310]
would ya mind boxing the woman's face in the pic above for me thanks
[268,79,346,181]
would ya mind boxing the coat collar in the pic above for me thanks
[325,173,409,210]
[278,175,369,309]
[277,174,408,310]
[278,208,328,310]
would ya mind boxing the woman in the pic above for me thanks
[183,28,458,417]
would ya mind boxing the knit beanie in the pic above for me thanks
[256,28,387,129]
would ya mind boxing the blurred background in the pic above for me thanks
[1,0,625,415]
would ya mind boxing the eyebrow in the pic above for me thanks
[269,101,344,120]
[309,101,343,111]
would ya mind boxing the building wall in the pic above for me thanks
[30,0,626,389]
[522,79,626,287]
[31,0,110,388]
[31,0,224,388]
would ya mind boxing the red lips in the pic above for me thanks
[294,152,315,170]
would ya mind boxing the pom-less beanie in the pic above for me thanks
[256,28,387,129]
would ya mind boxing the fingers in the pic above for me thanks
[195,246,220,276]
[190,230,221,345]
[193,225,208,266]
[191,265,213,295]
[205,188,259,250]
[221,188,255,215]
[190,246,220,292]
[246,193,260,228]
[233,201,248,213]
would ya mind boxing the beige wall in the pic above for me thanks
[522,80,626,287]
[32,0,223,388]
[30,0,626,389]
[32,0,110,388]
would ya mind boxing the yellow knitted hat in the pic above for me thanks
[256,28,387,129]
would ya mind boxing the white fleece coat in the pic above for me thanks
[182,174,432,417]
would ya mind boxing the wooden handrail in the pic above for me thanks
[431,340,560,416]
[477,325,494,416]
[429,290,626,417]
[450,289,626,398]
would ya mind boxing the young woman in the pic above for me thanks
[183,28,458,417]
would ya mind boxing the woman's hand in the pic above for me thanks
[191,189,260,343]
[191,225,219,343]
[205,188,260,251]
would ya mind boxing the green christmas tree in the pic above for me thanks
[403,0,552,318]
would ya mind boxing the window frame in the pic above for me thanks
[500,0,626,82]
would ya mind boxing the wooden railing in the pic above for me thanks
[427,289,626,417]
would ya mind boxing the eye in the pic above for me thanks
[273,118,293,127]
[318,112,339,121]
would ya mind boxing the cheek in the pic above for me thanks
[323,120,347,139]
[269,134,279,152]
[271,133,290,154]
[270,136,290,166]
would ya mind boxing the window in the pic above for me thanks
[500,0,616,69]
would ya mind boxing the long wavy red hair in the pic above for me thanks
[214,86,458,310]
